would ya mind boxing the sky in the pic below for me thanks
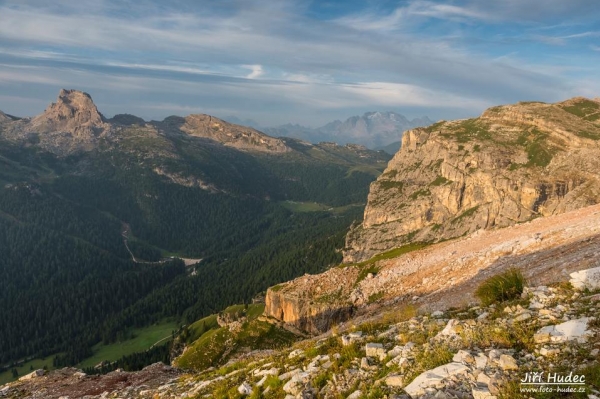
[0,0,599,127]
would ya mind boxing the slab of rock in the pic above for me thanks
[536,317,592,343]
[19,369,45,381]
[403,362,469,397]
[238,381,253,395]
[347,390,362,399]
[498,354,518,371]
[570,267,600,290]
[472,386,497,399]
[283,372,311,395]
[365,343,386,360]
[385,374,405,387]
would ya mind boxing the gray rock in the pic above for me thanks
[570,267,600,290]
[237,381,253,396]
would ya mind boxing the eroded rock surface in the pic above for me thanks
[345,98,600,262]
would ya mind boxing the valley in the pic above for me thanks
[2,94,600,399]
[0,90,390,378]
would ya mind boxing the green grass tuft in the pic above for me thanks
[475,268,526,306]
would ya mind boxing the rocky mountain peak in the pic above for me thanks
[0,110,11,122]
[29,89,106,136]
[344,97,600,263]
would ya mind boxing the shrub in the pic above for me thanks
[475,268,526,306]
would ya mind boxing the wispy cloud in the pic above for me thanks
[243,65,264,79]
[0,0,597,126]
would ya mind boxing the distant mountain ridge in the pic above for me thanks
[0,89,391,370]
[262,111,434,150]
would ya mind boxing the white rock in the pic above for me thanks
[477,372,491,385]
[570,267,600,290]
[237,381,253,396]
[437,319,460,337]
[403,362,469,397]
[513,312,532,322]
[256,375,268,387]
[387,345,404,358]
[472,386,497,399]
[539,347,560,357]
[474,353,488,370]
[431,310,444,318]
[19,369,45,381]
[365,343,386,360]
[288,349,305,359]
[498,354,518,371]
[360,357,370,369]
[477,312,489,320]
[453,350,475,364]
[283,372,310,395]
[487,349,501,362]
[385,374,405,387]
[536,317,592,343]
[279,368,301,381]
[347,390,362,399]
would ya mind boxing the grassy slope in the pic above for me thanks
[175,304,298,371]
[77,320,179,369]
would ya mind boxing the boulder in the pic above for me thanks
[385,374,405,387]
[570,267,600,290]
[237,381,253,396]
[365,343,386,360]
[536,317,592,343]
[498,355,518,371]
[403,362,469,397]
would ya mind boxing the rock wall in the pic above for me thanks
[264,269,358,334]
[344,98,600,263]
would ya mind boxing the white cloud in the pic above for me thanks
[243,65,263,79]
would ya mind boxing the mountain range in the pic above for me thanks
[0,89,390,372]
[223,112,434,152]
[3,96,600,398]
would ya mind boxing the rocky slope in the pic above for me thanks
[345,97,600,263]
[3,270,598,398]
[264,202,600,335]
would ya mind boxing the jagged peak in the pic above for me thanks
[31,89,105,130]
[0,110,10,122]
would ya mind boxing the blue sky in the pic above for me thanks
[0,0,598,127]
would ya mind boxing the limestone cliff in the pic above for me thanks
[344,97,600,262]
[264,269,357,334]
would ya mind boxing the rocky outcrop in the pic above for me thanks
[264,272,356,334]
[7,275,598,398]
[345,98,600,262]
[0,89,111,155]
[29,89,107,135]
[265,202,600,332]
[0,110,13,123]
[178,114,290,153]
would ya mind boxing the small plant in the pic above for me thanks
[475,268,526,306]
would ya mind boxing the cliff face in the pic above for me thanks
[263,268,358,334]
[344,98,600,262]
